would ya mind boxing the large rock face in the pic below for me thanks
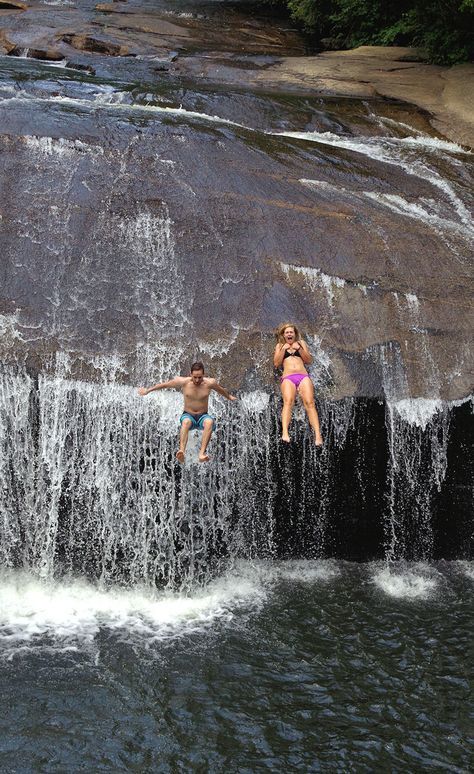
[0,0,472,401]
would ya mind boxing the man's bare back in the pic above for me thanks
[138,362,236,463]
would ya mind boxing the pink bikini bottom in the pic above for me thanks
[280,373,310,390]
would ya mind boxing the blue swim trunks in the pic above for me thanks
[180,412,215,431]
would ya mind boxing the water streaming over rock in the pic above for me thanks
[0,362,279,588]
[0,38,472,584]
[0,357,471,585]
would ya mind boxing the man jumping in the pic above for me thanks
[138,361,237,463]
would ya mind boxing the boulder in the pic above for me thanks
[8,46,63,61]
[62,33,129,57]
[0,31,14,54]
[0,1,26,9]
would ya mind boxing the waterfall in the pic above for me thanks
[0,364,278,589]
[377,341,452,560]
[0,65,472,580]
[0,360,471,586]
[0,367,36,568]
[384,399,451,560]
[0,362,358,585]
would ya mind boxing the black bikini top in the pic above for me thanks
[283,347,303,360]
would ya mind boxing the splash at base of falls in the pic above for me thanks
[0,365,472,589]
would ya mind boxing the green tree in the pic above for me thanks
[263,0,474,63]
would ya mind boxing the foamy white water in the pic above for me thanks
[2,88,249,130]
[240,391,270,414]
[372,565,439,599]
[0,565,269,646]
[390,398,444,430]
[279,130,471,158]
[0,560,343,647]
[455,561,474,581]
[363,192,472,252]
[24,135,103,157]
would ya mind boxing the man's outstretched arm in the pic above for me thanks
[138,377,185,396]
[210,380,237,401]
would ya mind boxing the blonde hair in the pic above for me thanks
[276,322,301,344]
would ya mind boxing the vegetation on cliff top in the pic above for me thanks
[261,0,474,64]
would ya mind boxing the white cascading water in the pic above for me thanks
[384,398,451,560]
[0,359,383,587]
[0,362,280,589]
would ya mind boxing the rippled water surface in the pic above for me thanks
[1,561,472,771]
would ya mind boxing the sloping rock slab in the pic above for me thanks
[62,33,129,57]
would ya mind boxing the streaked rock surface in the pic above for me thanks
[0,1,472,400]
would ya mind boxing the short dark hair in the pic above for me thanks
[190,361,205,373]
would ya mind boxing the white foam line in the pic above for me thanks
[300,178,347,194]
[4,88,471,242]
[3,87,472,164]
[280,130,472,234]
[0,85,472,157]
[1,90,250,131]
[363,191,473,238]
[281,261,371,304]
[279,130,471,156]
[23,135,103,156]
[375,116,424,136]
[300,178,472,242]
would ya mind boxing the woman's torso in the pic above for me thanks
[281,348,308,376]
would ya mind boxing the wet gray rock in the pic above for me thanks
[8,45,63,60]
[0,1,472,402]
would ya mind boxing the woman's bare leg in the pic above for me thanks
[280,379,297,442]
[298,378,323,445]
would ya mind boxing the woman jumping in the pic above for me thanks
[273,322,323,446]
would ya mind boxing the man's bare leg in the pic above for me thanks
[280,379,296,442]
[177,419,192,463]
[299,378,323,446]
[199,419,213,462]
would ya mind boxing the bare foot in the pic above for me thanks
[176,450,185,463]
[199,453,210,462]
[315,437,323,447]
[281,435,291,443]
